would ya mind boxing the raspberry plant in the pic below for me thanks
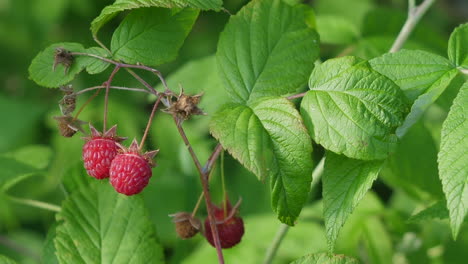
[0,0,466,263]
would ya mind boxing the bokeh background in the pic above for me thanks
[0,0,467,263]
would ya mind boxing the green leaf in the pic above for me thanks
[291,252,359,264]
[2,145,52,170]
[90,0,222,37]
[448,23,468,68]
[0,255,18,264]
[111,7,199,66]
[361,217,393,264]
[29,43,89,88]
[369,50,455,101]
[396,68,459,137]
[210,97,313,225]
[322,152,384,251]
[408,201,449,223]
[61,163,93,195]
[352,36,424,60]
[55,181,164,263]
[216,0,319,103]
[42,223,59,264]
[314,0,374,26]
[301,57,408,160]
[82,47,111,74]
[0,157,38,192]
[316,15,360,45]
[381,122,443,200]
[438,81,468,239]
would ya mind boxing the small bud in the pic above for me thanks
[54,115,86,138]
[59,85,76,115]
[169,212,201,239]
[53,47,74,74]
[164,88,206,121]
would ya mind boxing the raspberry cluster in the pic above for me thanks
[82,124,158,196]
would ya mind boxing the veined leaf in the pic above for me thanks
[291,252,359,264]
[54,181,164,263]
[29,43,89,88]
[316,15,360,45]
[111,7,199,66]
[42,223,59,264]
[90,0,222,37]
[0,157,39,192]
[369,50,455,101]
[322,152,383,251]
[396,68,459,137]
[438,81,468,239]
[408,201,449,223]
[301,56,408,160]
[210,97,313,225]
[216,0,319,103]
[448,23,468,68]
[82,47,111,75]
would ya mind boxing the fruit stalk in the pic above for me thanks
[103,66,120,131]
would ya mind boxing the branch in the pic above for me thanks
[73,85,151,96]
[389,0,436,53]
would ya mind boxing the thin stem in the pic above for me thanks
[286,92,307,100]
[93,35,112,56]
[221,151,227,218]
[103,66,120,131]
[390,0,436,53]
[262,224,290,264]
[125,68,158,95]
[202,144,223,174]
[460,68,468,75]
[191,192,204,217]
[73,88,101,121]
[7,196,61,212]
[139,96,162,149]
[173,117,224,264]
[73,85,151,96]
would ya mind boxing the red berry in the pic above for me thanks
[82,125,125,179]
[109,139,158,196]
[204,198,244,249]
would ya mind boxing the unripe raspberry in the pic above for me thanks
[82,125,125,179]
[204,198,244,249]
[109,139,158,196]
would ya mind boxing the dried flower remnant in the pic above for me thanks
[170,212,202,239]
[53,47,74,74]
[165,88,206,121]
[54,115,87,137]
[59,85,76,115]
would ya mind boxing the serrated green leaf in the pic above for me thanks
[82,47,110,74]
[111,7,199,66]
[210,97,313,225]
[448,23,468,68]
[301,57,407,160]
[408,201,449,223]
[316,15,360,45]
[396,68,459,137]
[29,43,90,88]
[1,145,52,170]
[0,255,18,264]
[438,81,468,239]
[291,252,360,264]
[90,0,222,37]
[0,157,38,192]
[381,122,443,200]
[369,50,455,101]
[42,222,59,264]
[61,163,93,195]
[322,152,383,251]
[55,181,164,263]
[216,0,319,103]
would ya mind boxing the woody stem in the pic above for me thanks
[173,118,225,264]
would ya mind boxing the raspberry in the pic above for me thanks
[109,139,158,196]
[170,212,201,239]
[82,124,125,179]
[204,197,244,249]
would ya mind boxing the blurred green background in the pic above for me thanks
[0,0,467,263]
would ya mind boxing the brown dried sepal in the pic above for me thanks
[59,85,76,115]
[54,115,86,138]
[170,212,201,239]
[165,89,206,121]
[83,124,127,143]
[53,47,74,74]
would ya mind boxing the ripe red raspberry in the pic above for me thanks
[82,125,126,179]
[110,139,158,196]
[204,197,244,249]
